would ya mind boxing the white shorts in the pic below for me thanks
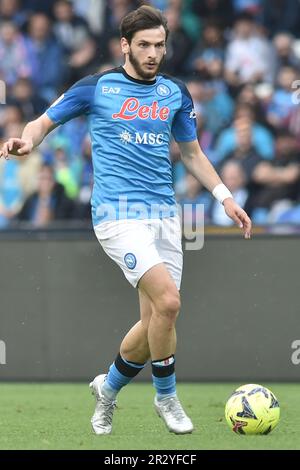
[94,216,183,289]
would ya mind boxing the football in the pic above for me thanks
[225,384,280,435]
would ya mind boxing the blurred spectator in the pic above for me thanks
[253,82,274,122]
[247,130,300,221]
[103,0,137,38]
[106,34,124,67]
[22,0,54,16]
[0,0,27,28]
[53,0,92,53]
[74,136,93,221]
[187,21,225,79]
[0,103,24,138]
[9,78,48,121]
[238,83,260,107]
[72,0,106,36]
[53,0,97,81]
[191,0,234,29]
[232,0,262,17]
[285,103,300,145]
[0,129,41,228]
[0,21,31,86]
[222,117,264,179]
[162,7,192,75]
[44,116,88,177]
[194,107,216,163]
[24,13,67,102]
[218,119,265,220]
[18,163,74,227]
[225,13,274,89]
[54,146,79,200]
[211,160,248,225]
[149,1,168,9]
[0,158,23,228]
[186,79,233,138]
[166,0,201,42]
[78,136,93,195]
[276,202,300,223]
[261,0,300,38]
[236,83,269,129]
[273,33,300,71]
[266,66,297,130]
[215,103,274,162]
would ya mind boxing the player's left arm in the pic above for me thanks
[178,139,252,239]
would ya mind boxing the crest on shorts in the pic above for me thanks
[124,253,137,269]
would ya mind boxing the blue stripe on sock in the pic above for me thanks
[106,362,132,391]
[122,357,146,369]
[152,372,176,397]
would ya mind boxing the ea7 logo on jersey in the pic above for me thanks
[112,98,170,121]
[102,86,121,94]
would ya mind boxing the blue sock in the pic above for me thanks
[102,353,146,400]
[152,355,176,400]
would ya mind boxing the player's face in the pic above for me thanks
[122,26,166,80]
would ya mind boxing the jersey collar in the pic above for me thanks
[119,66,157,86]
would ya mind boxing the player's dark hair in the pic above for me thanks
[120,5,169,44]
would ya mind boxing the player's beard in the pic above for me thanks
[128,49,165,80]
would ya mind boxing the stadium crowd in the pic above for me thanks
[1,0,300,229]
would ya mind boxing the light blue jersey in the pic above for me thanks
[46,66,197,225]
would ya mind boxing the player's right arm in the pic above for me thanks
[0,114,57,159]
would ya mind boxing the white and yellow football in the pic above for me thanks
[225,384,280,435]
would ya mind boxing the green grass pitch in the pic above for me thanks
[0,383,299,450]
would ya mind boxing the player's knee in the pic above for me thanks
[156,291,181,321]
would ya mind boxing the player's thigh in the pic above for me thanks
[156,216,183,291]
[138,263,181,315]
[94,220,162,288]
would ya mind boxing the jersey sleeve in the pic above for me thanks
[171,82,197,142]
[46,74,99,125]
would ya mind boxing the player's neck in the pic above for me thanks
[122,63,156,83]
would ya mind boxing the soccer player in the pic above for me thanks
[0,6,252,435]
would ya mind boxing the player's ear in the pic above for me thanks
[121,37,130,54]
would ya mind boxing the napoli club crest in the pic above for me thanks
[156,84,171,97]
[124,253,137,269]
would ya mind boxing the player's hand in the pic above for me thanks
[223,198,252,239]
[0,138,33,159]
